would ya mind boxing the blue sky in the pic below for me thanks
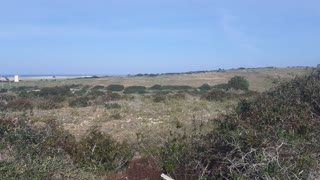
[0,0,319,75]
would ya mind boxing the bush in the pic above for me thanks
[72,127,133,172]
[228,76,249,91]
[107,84,125,92]
[149,84,162,90]
[7,98,33,111]
[0,89,8,93]
[0,115,95,179]
[124,86,146,94]
[69,97,90,107]
[36,99,60,110]
[106,92,122,101]
[200,89,227,101]
[161,85,193,91]
[88,89,106,99]
[37,86,70,97]
[92,85,105,90]
[198,83,211,91]
[152,93,167,103]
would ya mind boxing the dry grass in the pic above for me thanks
[31,96,234,142]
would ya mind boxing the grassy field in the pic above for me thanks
[3,67,311,141]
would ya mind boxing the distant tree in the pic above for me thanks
[228,76,249,91]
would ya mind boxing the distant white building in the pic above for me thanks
[14,75,19,82]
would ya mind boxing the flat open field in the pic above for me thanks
[11,67,312,92]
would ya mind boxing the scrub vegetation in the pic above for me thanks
[0,67,318,179]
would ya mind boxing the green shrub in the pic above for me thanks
[161,85,193,91]
[153,93,167,103]
[69,97,90,107]
[88,89,106,99]
[0,89,8,93]
[200,89,227,101]
[92,85,105,90]
[72,127,133,172]
[106,92,122,101]
[198,83,211,91]
[149,84,162,90]
[107,84,125,91]
[228,76,249,91]
[124,86,146,94]
[37,86,71,97]
[36,99,61,110]
[0,115,95,179]
[7,98,33,111]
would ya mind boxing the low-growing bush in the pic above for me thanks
[107,84,125,92]
[0,89,8,93]
[92,85,105,90]
[0,115,96,179]
[198,83,211,91]
[149,84,162,90]
[72,127,133,173]
[88,89,106,99]
[36,99,61,110]
[200,89,227,101]
[228,76,249,91]
[69,97,90,107]
[153,93,167,103]
[124,86,146,94]
[161,85,193,91]
[37,86,71,97]
[7,98,33,111]
[106,92,122,101]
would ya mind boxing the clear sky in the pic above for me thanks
[0,0,319,75]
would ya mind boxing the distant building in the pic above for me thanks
[14,75,19,82]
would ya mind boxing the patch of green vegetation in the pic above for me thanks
[0,116,96,179]
[198,83,211,91]
[0,113,133,178]
[228,76,250,91]
[107,84,125,92]
[69,96,90,107]
[91,85,105,90]
[72,126,133,173]
[124,86,147,94]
